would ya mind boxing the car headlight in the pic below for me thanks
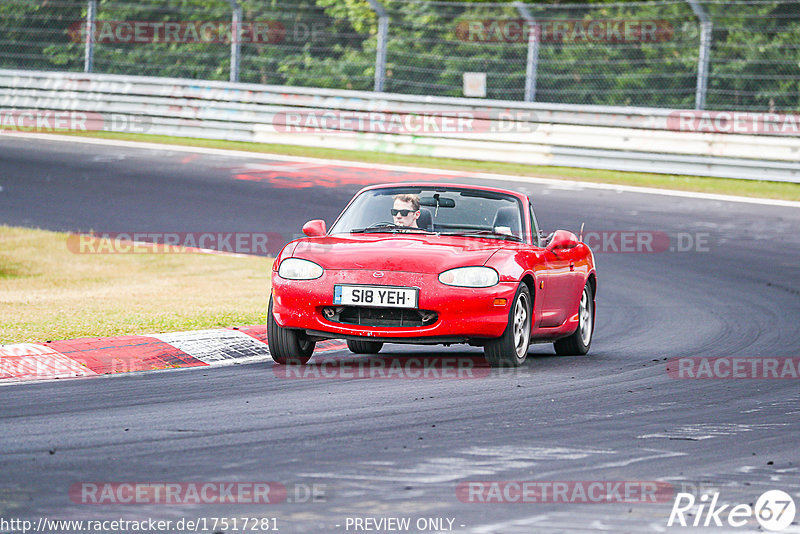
[278,258,323,280]
[438,266,498,288]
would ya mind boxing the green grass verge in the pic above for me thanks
[0,226,271,344]
[55,130,800,201]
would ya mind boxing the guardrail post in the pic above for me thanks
[84,0,96,73]
[367,0,388,92]
[687,0,712,110]
[515,2,539,102]
[229,0,242,83]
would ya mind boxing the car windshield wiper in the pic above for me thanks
[351,224,431,234]
[440,230,523,242]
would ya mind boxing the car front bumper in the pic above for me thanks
[271,269,518,342]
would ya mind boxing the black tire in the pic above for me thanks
[267,297,315,365]
[554,282,594,356]
[484,283,532,367]
[346,339,384,354]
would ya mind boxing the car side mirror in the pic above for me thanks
[302,219,327,237]
[546,230,579,252]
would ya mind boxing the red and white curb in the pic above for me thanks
[0,326,345,383]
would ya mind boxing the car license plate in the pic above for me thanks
[333,285,418,308]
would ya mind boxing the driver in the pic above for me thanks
[391,194,420,228]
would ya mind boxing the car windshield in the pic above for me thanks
[329,186,526,242]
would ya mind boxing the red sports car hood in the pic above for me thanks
[291,234,505,273]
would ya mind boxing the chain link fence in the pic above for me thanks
[1,0,799,111]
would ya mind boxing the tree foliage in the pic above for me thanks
[1,0,799,110]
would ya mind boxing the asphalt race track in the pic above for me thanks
[1,136,799,533]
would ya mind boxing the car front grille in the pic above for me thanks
[324,306,438,328]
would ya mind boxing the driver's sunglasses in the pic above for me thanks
[391,209,416,217]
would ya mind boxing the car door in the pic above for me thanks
[530,201,584,328]
[541,245,582,327]
[523,201,558,328]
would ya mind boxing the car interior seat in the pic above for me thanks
[492,206,521,237]
[418,208,433,231]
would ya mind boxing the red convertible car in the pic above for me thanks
[268,183,596,367]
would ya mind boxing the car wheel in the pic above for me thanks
[484,283,532,367]
[267,297,315,365]
[554,282,594,356]
[346,340,384,354]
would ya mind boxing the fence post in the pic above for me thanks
[515,2,539,103]
[367,0,388,92]
[84,0,96,73]
[229,0,242,83]
[687,0,711,110]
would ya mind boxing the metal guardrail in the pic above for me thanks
[1,69,799,183]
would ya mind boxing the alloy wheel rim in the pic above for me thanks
[579,288,592,346]
[513,292,531,358]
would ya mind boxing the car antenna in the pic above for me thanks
[579,222,585,242]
